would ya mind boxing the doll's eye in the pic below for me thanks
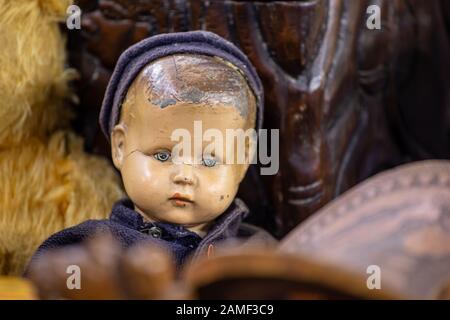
[154,151,171,162]
[202,157,217,167]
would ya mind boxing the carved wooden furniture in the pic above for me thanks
[68,0,450,236]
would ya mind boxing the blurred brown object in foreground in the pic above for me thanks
[182,248,403,300]
[27,233,124,299]
[119,244,190,299]
[0,277,37,300]
[27,233,191,300]
[280,160,450,300]
[437,279,450,299]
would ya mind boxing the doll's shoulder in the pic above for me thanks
[24,218,136,274]
[39,219,115,248]
[31,216,147,254]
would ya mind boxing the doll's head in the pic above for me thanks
[100,31,263,235]
[111,54,256,235]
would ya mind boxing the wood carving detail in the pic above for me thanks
[69,0,450,236]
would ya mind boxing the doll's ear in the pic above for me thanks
[111,124,127,170]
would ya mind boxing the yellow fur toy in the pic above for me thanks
[0,0,124,275]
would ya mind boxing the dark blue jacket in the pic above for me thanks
[26,198,275,271]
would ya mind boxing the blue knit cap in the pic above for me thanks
[99,31,264,142]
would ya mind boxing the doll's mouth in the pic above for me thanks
[169,193,194,207]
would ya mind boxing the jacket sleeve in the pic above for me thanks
[23,219,107,276]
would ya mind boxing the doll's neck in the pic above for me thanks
[183,222,212,238]
[134,206,212,238]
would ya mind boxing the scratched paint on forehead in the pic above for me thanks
[138,54,252,118]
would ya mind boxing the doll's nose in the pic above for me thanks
[172,164,197,186]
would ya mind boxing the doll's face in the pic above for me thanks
[111,55,256,234]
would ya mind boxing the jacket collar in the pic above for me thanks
[109,197,249,245]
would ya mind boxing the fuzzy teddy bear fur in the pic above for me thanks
[0,0,124,275]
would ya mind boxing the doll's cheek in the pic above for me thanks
[199,166,240,190]
[197,170,239,208]
[120,156,166,199]
[121,156,152,185]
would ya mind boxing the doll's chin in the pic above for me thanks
[135,201,223,225]
[159,207,221,226]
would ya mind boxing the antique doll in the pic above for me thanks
[26,31,275,271]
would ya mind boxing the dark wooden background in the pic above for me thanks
[66,0,450,237]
